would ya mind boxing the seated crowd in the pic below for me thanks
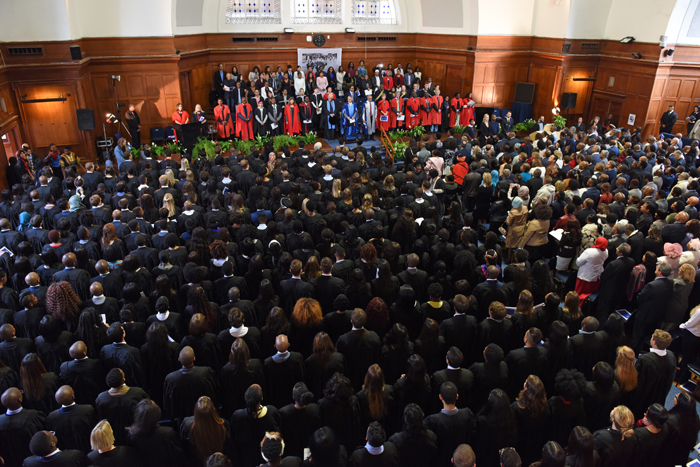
[0,110,699,467]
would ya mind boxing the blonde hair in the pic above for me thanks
[163,193,176,217]
[482,172,491,186]
[611,406,635,440]
[165,169,176,186]
[615,346,637,393]
[680,263,696,282]
[90,420,115,452]
[180,159,190,171]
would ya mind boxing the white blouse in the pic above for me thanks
[576,247,608,282]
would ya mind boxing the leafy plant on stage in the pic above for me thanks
[129,146,141,160]
[392,140,409,160]
[452,125,467,136]
[297,132,317,147]
[151,145,165,157]
[388,130,407,140]
[553,114,567,130]
[218,141,232,153]
[166,142,183,154]
[514,119,536,132]
[235,139,256,155]
[254,135,272,151]
[407,125,425,138]
[273,135,299,152]
[192,137,216,160]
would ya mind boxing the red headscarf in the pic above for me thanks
[591,237,608,251]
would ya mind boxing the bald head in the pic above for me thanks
[90,282,103,297]
[0,324,15,341]
[184,201,193,211]
[25,272,40,287]
[95,260,109,275]
[275,334,290,353]
[179,346,195,367]
[1,388,22,410]
[228,287,241,302]
[0,219,10,230]
[55,385,74,406]
[69,341,87,360]
[407,253,419,268]
[62,253,77,268]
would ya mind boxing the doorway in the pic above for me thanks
[1,126,21,162]
[589,95,623,128]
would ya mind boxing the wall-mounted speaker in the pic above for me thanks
[561,93,578,109]
[514,83,535,104]
[70,45,82,60]
[562,42,571,53]
[76,109,95,131]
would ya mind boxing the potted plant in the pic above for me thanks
[407,125,425,139]
[218,141,232,154]
[273,135,299,152]
[297,132,317,149]
[129,146,140,160]
[151,145,165,157]
[235,139,256,156]
[514,119,536,133]
[553,114,567,130]
[254,135,272,152]
[192,137,216,160]
[392,140,409,160]
[452,125,467,138]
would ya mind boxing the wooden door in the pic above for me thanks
[589,95,624,127]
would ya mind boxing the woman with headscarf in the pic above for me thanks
[504,197,528,263]
[575,237,608,301]
[68,194,85,214]
[17,212,31,232]
[658,242,683,279]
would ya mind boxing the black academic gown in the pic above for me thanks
[99,342,144,388]
[569,332,606,380]
[231,406,281,467]
[262,352,306,409]
[439,313,478,363]
[0,408,46,467]
[59,358,105,406]
[162,366,219,424]
[127,425,185,467]
[631,350,676,419]
[22,450,87,467]
[430,368,474,410]
[52,268,91,301]
[596,256,636,320]
[279,403,321,458]
[87,445,142,467]
[336,328,382,391]
[46,404,96,453]
[254,106,269,137]
[593,426,635,467]
[504,346,549,399]
[424,408,476,467]
[0,337,35,372]
[95,387,149,445]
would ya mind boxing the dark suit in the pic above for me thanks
[596,256,635,320]
[502,117,515,133]
[659,110,678,133]
[631,278,674,352]
[214,69,226,99]
[661,222,688,244]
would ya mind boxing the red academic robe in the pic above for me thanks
[214,105,234,139]
[394,74,404,88]
[172,111,190,142]
[450,98,463,127]
[377,100,391,132]
[406,97,421,129]
[420,97,431,127]
[285,105,301,136]
[390,96,404,129]
[382,76,394,91]
[430,95,443,126]
[235,103,254,140]
[463,98,476,124]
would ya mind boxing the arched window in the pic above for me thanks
[290,0,342,24]
[352,0,398,24]
[226,0,281,23]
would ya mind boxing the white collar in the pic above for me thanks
[447,365,460,370]
[578,329,594,335]
[157,311,170,321]
[650,348,667,357]
[229,325,248,337]
[93,295,106,305]
[352,326,364,331]
[183,210,194,215]
[6,407,22,415]
[365,443,384,455]
[45,449,61,458]
[62,402,76,408]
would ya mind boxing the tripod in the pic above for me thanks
[111,75,131,138]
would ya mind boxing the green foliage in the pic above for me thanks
[392,141,409,160]
[553,114,567,130]
[218,141,232,152]
[151,145,165,157]
[514,119,536,132]
[452,125,467,135]
[407,125,425,138]
[254,135,272,151]
[388,130,407,141]
[166,142,183,154]
[273,135,299,152]
[192,137,216,160]
[129,146,140,159]
[297,132,317,147]
[235,139,256,155]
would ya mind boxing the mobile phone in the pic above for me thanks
[100,314,107,325]
[304,448,311,460]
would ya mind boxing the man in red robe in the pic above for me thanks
[390,93,404,130]
[406,92,421,130]
[172,103,189,142]
[214,98,234,139]
[430,90,444,133]
[450,93,463,128]
[285,99,301,136]
[235,97,254,141]
[377,94,391,133]
[382,72,394,92]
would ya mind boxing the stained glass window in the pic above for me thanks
[226,0,281,23]
[290,0,341,23]
[352,0,397,24]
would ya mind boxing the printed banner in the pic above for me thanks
[297,48,342,73]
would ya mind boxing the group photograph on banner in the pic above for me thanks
[297,48,342,73]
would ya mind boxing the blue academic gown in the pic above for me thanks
[325,99,337,129]
[342,102,358,138]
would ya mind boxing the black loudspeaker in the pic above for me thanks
[70,45,82,60]
[76,109,95,131]
[561,93,578,109]
[514,83,535,104]
[562,42,571,53]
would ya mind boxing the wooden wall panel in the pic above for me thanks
[15,84,81,148]
[645,64,700,136]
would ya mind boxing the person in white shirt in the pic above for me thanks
[575,236,608,298]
